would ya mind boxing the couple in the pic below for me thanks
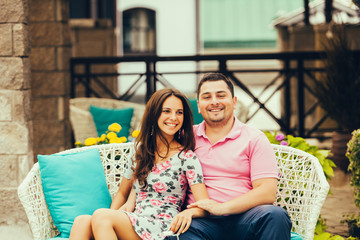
[70,73,292,240]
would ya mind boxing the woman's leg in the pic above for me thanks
[91,209,141,240]
[69,215,93,240]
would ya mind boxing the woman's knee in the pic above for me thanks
[92,209,112,226]
[73,215,92,226]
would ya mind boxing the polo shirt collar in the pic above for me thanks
[196,117,243,141]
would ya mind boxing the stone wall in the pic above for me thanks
[0,0,33,224]
[69,19,117,98]
[29,0,72,158]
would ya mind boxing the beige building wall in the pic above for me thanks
[1,0,71,238]
[69,19,118,98]
[0,0,33,229]
[29,0,72,158]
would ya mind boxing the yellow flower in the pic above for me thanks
[100,134,106,142]
[109,137,118,144]
[75,141,82,146]
[84,137,97,146]
[108,123,122,133]
[119,136,127,143]
[132,130,140,138]
[107,132,117,140]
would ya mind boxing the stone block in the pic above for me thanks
[58,97,64,121]
[0,0,27,23]
[0,91,12,121]
[30,22,67,47]
[0,189,28,224]
[74,41,105,57]
[31,72,66,96]
[0,155,18,188]
[13,90,32,122]
[33,146,61,159]
[18,154,33,184]
[13,23,30,57]
[56,0,70,22]
[0,24,12,56]
[29,0,55,22]
[32,120,65,147]
[30,47,56,71]
[0,223,33,240]
[0,122,29,154]
[57,46,71,71]
[31,97,58,120]
[0,58,29,90]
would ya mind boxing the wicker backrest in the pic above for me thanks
[69,98,146,143]
[18,143,328,240]
[273,144,329,240]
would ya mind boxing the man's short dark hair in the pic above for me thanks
[197,72,234,99]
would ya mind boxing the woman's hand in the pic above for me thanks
[187,199,225,216]
[170,209,193,235]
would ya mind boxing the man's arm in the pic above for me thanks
[188,178,277,216]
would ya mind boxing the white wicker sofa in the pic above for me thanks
[18,143,329,240]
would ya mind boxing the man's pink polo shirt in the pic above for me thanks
[187,118,278,204]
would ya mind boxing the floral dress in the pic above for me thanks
[122,150,204,240]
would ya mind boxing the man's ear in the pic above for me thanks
[233,96,237,110]
[197,100,201,113]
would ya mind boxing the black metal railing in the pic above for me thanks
[70,51,356,139]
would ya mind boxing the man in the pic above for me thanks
[171,72,291,239]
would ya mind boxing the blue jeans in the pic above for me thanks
[167,205,291,240]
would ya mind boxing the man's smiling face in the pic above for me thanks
[198,80,237,127]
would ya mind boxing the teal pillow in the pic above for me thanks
[189,98,204,125]
[38,148,112,238]
[291,232,303,240]
[89,105,134,137]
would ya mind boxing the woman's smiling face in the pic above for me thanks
[157,95,184,141]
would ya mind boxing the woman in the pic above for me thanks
[70,88,209,240]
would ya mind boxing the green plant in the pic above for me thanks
[347,129,360,207]
[314,24,360,132]
[264,131,336,180]
[342,129,360,237]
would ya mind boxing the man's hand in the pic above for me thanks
[187,199,225,216]
[170,210,193,234]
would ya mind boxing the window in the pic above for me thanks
[123,8,156,55]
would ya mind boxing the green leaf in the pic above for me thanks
[314,232,332,240]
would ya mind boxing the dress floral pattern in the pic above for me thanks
[122,150,204,240]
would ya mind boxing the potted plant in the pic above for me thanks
[343,129,360,237]
[314,24,360,171]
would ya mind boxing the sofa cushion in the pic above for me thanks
[89,105,134,138]
[38,148,112,238]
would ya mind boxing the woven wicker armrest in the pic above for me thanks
[273,144,329,240]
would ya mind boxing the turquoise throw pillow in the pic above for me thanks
[89,105,134,137]
[38,148,112,238]
[291,232,303,240]
[189,98,203,125]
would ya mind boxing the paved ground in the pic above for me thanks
[320,169,360,237]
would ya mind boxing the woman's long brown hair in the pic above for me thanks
[134,88,195,189]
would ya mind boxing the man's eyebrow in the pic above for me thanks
[200,90,227,95]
